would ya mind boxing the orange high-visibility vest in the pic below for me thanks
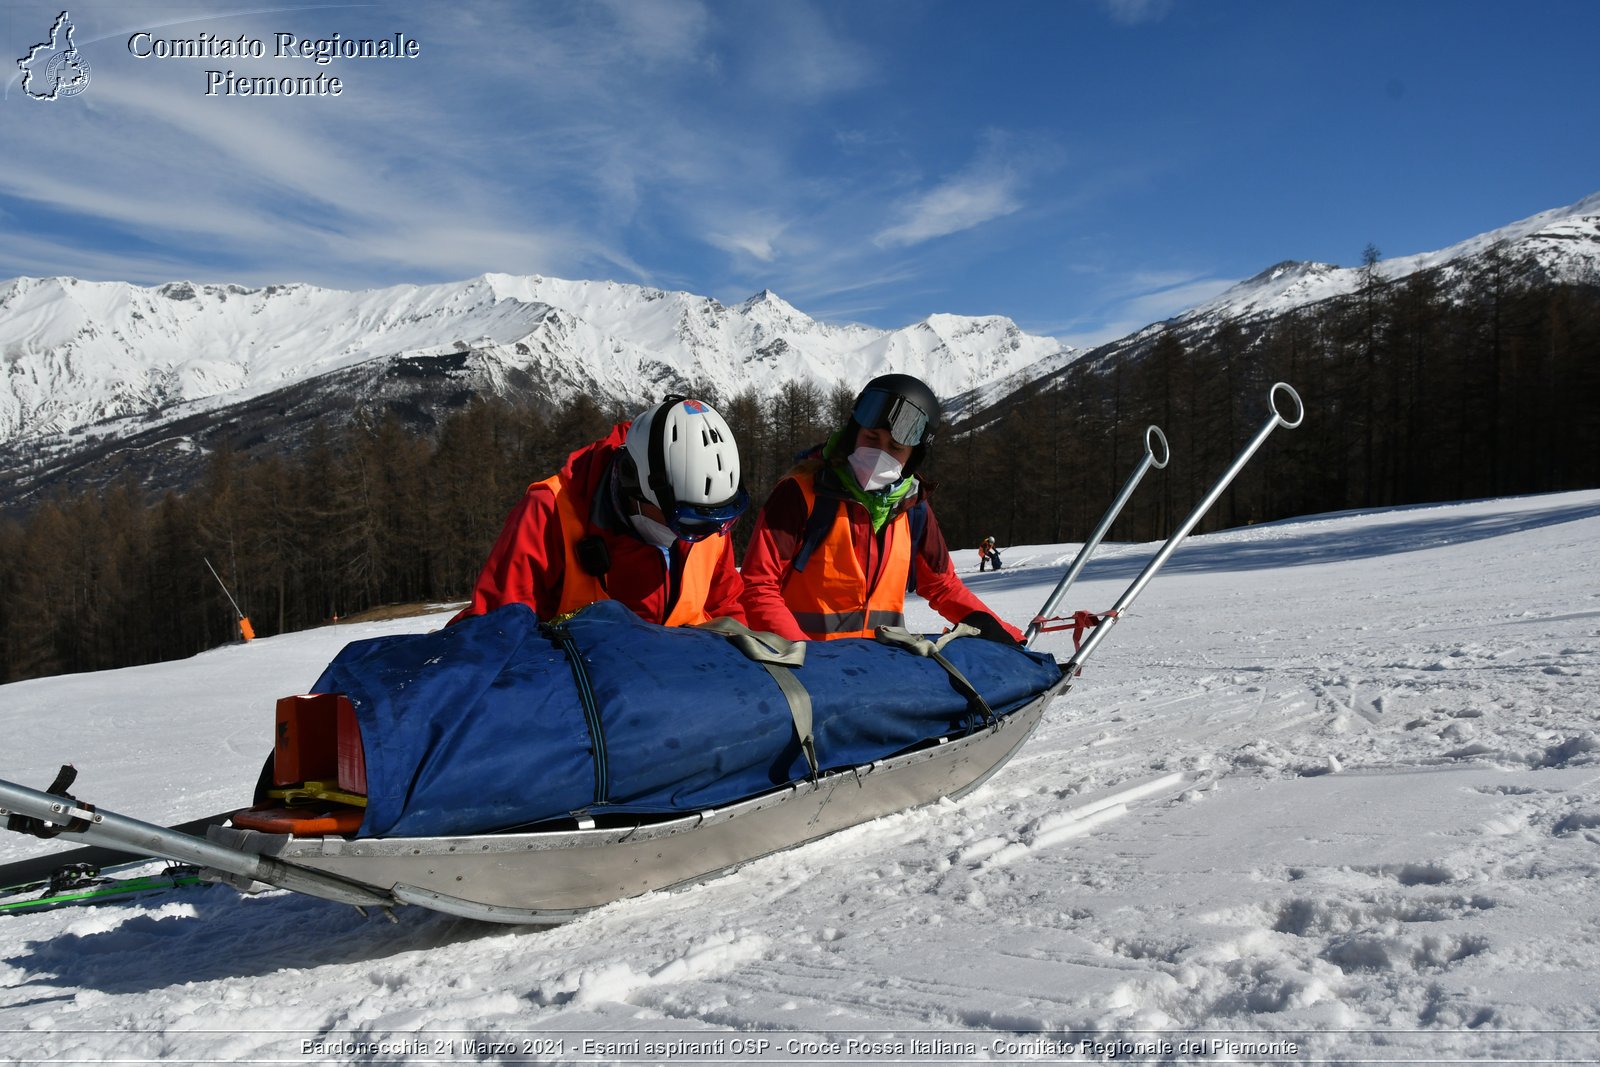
[780,475,910,640]
[541,473,725,626]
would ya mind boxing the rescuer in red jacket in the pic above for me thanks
[452,397,749,627]
[740,374,1023,644]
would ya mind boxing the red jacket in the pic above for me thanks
[452,423,746,627]
[741,464,1021,643]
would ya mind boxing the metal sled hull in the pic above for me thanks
[208,682,1062,924]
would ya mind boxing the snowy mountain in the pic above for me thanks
[0,272,1073,509]
[0,273,1068,449]
[1181,190,1600,324]
[947,190,1600,438]
[3,190,1596,510]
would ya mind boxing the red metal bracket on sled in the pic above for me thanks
[1030,610,1118,651]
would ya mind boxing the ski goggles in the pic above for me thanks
[852,388,932,448]
[666,488,750,542]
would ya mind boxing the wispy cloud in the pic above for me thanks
[2,0,1589,358]
[2,1,1028,307]
[1040,269,1239,349]
[0,4,686,287]
[867,128,1061,253]
[873,171,1023,249]
[1097,0,1175,26]
[704,216,787,264]
[733,3,876,102]
[1119,275,1238,321]
[0,1,1204,335]
[594,0,713,67]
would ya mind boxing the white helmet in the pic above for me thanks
[622,396,748,540]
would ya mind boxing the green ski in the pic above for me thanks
[0,862,207,915]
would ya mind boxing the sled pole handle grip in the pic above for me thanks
[1065,383,1303,672]
[1026,424,1169,647]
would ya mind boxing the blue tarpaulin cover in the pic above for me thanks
[307,601,1062,838]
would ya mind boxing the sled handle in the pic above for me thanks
[1144,424,1172,467]
[1269,380,1305,429]
[0,776,394,909]
[1064,383,1303,671]
[1026,424,1168,647]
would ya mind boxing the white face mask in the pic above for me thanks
[848,446,904,491]
[629,512,679,547]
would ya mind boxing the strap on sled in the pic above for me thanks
[697,618,818,780]
[1032,609,1118,650]
[547,620,610,804]
[873,625,997,728]
[5,765,95,839]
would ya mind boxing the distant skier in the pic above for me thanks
[452,397,749,627]
[740,373,1023,645]
[978,536,1003,572]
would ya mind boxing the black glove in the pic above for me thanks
[960,611,1020,646]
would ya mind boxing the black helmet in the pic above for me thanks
[845,373,942,476]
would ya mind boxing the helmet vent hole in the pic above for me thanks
[704,476,713,496]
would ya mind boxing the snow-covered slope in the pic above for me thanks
[0,273,1071,447]
[2,490,1597,1059]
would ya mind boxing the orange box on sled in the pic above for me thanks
[273,694,366,794]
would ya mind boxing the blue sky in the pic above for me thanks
[3,0,1596,348]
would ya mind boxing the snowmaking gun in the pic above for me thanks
[0,384,1303,924]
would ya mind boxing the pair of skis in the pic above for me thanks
[0,779,236,916]
[0,859,206,915]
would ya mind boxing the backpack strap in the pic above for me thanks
[796,479,925,579]
[792,495,839,575]
[904,497,928,594]
[574,536,610,584]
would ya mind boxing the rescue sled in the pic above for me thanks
[0,386,1302,926]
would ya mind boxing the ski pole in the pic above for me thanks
[1026,424,1168,647]
[1065,382,1304,675]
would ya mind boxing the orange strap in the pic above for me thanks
[1031,609,1118,650]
